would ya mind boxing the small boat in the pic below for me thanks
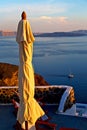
[68,74,74,78]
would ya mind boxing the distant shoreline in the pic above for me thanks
[0,30,87,37]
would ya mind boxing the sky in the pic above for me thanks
[0,0,87,32]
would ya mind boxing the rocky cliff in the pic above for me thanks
[0,62,49,86]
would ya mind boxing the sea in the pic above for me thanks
[0,36,87,104]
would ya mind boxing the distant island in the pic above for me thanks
[0,31,16,36]
[34,30,87,37]
[0,30,87,37]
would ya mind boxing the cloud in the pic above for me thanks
[40,16,52,20]
[0,1,79,32]
[29,16,69,33]
[0,2,68,18]
[37,16,68,24]
[58,17,68,23]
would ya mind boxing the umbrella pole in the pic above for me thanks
[25,121,28,130]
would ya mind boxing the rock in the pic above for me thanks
[0,62,49,86]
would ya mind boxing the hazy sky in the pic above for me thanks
[0,0,87,32]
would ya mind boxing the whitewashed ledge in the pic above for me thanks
[0,85,73,89]
[0,86,18,89]
[1,86,87,119]
[0,85,75,107]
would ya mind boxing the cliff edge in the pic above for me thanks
[0,62,49,86]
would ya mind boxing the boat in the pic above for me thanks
[68,74,74,78]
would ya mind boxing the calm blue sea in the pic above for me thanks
[0,36,87,103]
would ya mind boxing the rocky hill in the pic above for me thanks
[34,30,87,37]
[0,62,49,86]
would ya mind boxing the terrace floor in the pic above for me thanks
[0,104,87,130]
